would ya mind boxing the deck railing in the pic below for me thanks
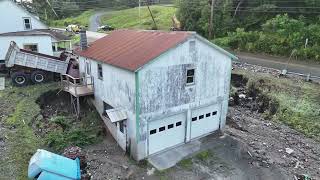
[60,74,94,97]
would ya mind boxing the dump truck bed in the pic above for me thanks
[5,41,69,74]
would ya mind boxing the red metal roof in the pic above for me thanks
[77,30,192,71]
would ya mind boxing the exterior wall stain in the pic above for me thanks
[140,64,196,114]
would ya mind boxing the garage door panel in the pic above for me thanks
[191,104,221,139]
[148,113,186,155]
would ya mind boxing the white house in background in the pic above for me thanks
[75,30,238,160]
[0,0,71,62]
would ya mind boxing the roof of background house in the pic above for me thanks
[0,29,70,41]
[77,30,237,72]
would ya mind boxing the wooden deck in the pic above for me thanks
[63,84,94,97]
[60,74,94,97]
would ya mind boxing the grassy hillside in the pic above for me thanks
[48,10,94,28]
[0,82,103,179]
[100,6,177,30]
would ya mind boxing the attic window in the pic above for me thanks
[23,17,32,30]
[186,68,195,85]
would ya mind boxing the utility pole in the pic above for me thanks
[46,0,58,18]
[146,0,158,30]
[208,0,215,39]
[139,0,141,26]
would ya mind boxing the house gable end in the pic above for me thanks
[135,34,237,73]
[0,0,48,34]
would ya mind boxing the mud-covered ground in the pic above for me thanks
[227,106,320,179]
[82,107,319,180]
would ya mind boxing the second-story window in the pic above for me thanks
[186,68,195,85]
[23,17,32,30]
[97,63,103,80]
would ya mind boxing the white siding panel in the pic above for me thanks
[78,56,137,154]
[0,36,53,60]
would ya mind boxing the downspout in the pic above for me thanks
[135,71,140,142]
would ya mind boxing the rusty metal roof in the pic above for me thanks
[77,30,192,71]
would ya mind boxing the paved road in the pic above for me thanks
[50,27,107,43]
[86,31,107,43]
[89,11,113,32]
[236,52,320,77]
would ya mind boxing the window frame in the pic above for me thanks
[86,61,91,75]
[23,43,38,52]
[97,63,103,80]
[23,17,32,30]
[150,129,157,135]
[159,126,165,132]
[186,68,195,85]
[119,121,124,133]
[189,40,196,52]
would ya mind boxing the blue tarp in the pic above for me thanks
[28,149,81,180]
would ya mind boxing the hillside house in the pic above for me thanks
[0,0,71,63]
[73,30,238,160]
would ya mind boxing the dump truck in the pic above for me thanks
[4,41,75,86]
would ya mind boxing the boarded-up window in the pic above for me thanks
[189,40,196,52]
[97,63,103,80]
[23,17,32,30]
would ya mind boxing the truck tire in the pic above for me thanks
[11,72,29,86]
[31,71,47,84]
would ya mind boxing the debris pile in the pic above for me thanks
[63,146,90,180]
[227,64,320,179]
[233,62,281,76]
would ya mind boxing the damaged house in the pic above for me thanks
[0,0,71,62]
[74,30,238,160]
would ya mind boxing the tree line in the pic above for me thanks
[18,0,139,20]
[177,0,320,38]
[177,0,320,61]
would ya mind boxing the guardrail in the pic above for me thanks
[281,69,320,82]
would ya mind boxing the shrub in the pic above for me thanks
[214,14,320,62]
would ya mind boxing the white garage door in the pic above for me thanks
[191,104,221,139]
[148,113,186,155]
